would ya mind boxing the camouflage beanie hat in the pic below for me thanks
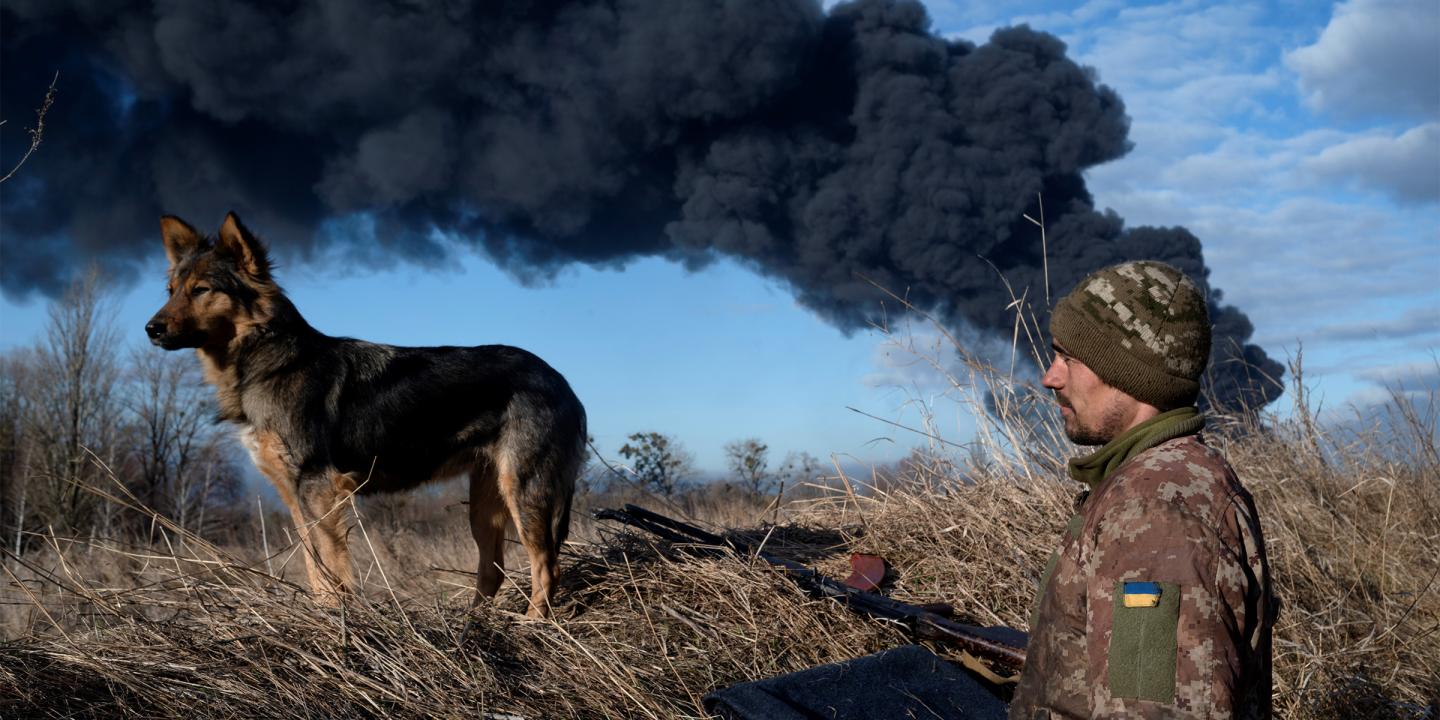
[1050,261,1211,409]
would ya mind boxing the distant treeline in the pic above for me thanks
[0,272,244,552]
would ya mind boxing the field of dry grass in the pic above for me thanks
[1,358,1436,718]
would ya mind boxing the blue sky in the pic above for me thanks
[1,0,1436,474]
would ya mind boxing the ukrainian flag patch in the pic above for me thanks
[1122,581,1162,608]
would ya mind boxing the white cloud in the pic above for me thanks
[951,0,1129,39]
[1284,0,1440,122]
[1309,306,1440,343]
[1161,70,1288,123]
[1096,118,1440,212]
[1355,359,1440,388]
[1093,128,1284,213]
[1301,122,1440,204]
[1156,129,1300,195]
[1068,3,1274,102]
[1097,191,1440,353]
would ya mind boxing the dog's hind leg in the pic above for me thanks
[520,511,559,620]
[492,397,582,620]
[492,463,549,618]
[515,502,558,620]
[468,459,510,606]
[498,462,570,619]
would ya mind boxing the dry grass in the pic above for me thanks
[2,347,1437,718]
[0,487,905,719]
[1222,389,1440,717]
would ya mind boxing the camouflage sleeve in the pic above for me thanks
[1082,496,1247,718]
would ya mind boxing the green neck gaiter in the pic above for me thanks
[1067,407,1205,489]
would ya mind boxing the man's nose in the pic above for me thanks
[1041,358,1064,389]
[145,319,166,339]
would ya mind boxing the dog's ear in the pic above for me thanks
[160,215,202,268]
[216,211,272,279]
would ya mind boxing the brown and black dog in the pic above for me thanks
[145,212,586,618]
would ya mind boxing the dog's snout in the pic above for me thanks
[145,319,166,339]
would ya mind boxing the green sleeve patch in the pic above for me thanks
[1107,580,1180,703]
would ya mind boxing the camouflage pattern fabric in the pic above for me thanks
[1050,260,1211,410]
[1010,435,1275,719]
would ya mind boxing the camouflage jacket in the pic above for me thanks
[1010,434,1275,719]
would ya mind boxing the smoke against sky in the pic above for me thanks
[1,0,1283,408]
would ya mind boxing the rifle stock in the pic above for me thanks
[595,504,1027,675]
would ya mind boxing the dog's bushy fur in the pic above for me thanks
[145,212,587,617]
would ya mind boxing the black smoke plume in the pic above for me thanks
[0,0,1283,410]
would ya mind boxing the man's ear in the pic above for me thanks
[216,211,272,279]
[160,216,202,268]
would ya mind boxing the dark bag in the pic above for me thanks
[702,644,1008,720]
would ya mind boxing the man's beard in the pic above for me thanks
[1061,394,1131,446]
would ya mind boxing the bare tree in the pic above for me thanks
[123,348,239,534]
[17,269,123,536]
[618,432,694,496]
[0,271,246,547]
[0,353,32,551]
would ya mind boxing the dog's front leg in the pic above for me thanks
[293,469,356,604]
[242,428,349,602]
[296,469,355,603]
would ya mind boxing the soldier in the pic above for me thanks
[1010,261,1276,719]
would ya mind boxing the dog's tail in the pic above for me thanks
[555,410,587,548]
